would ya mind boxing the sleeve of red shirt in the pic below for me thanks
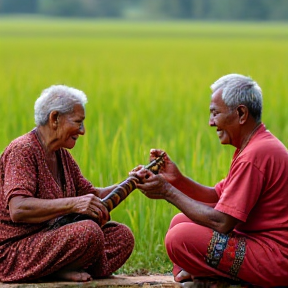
[214,160,264,222]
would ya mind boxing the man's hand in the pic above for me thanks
[149,149,182,185]
[131,168,173,200]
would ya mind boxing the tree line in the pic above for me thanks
[0,0,288,21]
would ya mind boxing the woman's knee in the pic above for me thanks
[103,222,135,252]
[118,223,135,247]
[122,224,135,253]
[59,220,104,249]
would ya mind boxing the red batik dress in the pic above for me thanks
[0,129,134,282]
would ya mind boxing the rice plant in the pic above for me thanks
[0,18,287,274]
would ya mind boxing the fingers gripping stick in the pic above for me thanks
[144,152,165,174]
[102,152,165,211]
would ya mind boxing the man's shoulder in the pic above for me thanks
[250,125,286,153]
[240,129,288,167]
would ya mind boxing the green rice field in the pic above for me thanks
[0,17,288,274]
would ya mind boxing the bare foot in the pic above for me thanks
[53,270,92,282]
[174,270,192,283]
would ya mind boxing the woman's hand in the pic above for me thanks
[72,194,110,226]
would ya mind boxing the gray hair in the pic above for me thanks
[210,74,262,122]
[34,85,88,126]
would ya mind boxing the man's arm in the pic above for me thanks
[171,174,219,203]
[165,185,239,234]
[135,170,238,234]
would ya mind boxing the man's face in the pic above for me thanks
[209,89,239,146]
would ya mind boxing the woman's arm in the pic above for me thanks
[9,194,109,224]
[95,184,118,199]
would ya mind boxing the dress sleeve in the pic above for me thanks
[2,143,37,207]
[215,161,264,222]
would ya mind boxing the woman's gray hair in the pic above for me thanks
[210,74,262,122]
[34,85,88,126]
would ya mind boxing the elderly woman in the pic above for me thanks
[0,85,134,283]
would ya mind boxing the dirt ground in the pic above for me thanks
[0,275,181,288]
[0,275,252,288]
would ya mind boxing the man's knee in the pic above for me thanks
[165,222,212,260]
[169,213,192,229]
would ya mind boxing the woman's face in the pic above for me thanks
[57,104,85,149]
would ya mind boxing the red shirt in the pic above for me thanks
[215,124,288,252]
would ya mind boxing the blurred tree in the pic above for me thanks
[190,0,211,19]
[38,0,123,17]
[174,0,193,18]
[0,0,38,13]
[38,0,82,17]
[0,0,288,20]
[266,0,288,20]
[232,0,269,20]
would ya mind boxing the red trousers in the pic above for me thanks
[165,213,288,286]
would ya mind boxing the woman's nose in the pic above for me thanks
[79,123,85,135]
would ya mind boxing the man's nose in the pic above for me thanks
[209,114,215,126]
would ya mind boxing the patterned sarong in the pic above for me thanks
[206,231,246,279]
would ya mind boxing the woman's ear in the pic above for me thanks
[237,105,249,124]
[49,111,59,129]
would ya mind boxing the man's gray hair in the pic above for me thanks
[210,74,262,122]
[34,85,88,126]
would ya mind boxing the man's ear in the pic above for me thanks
[49,111,59,129]
[237,105,249,124]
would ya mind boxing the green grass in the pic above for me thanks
[0,17,288,274]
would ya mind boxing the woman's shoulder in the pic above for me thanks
[3,130,38,156]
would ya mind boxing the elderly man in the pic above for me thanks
[132,74,288,286]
